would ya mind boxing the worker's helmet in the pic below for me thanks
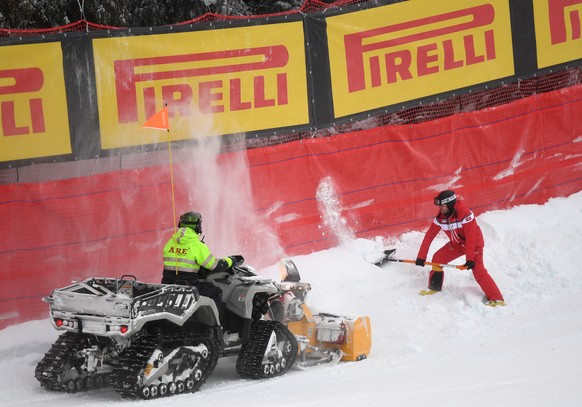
[178,211,202,234]
[434,190,457,213]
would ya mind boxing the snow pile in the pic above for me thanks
[1,191,581,406]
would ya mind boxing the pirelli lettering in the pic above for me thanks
[344,5,496,93]
[535,0,582,67]
[0,67,45,137]
[0,43,71,163]
[327,0,514,118]
[94,23,309,149]
[114,46,290,124]
[549,0,582,45]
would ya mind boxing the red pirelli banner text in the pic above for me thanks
[93,22,310,150]
[326,0,515,118]
[0,42,71,162]
[534,0,582,68]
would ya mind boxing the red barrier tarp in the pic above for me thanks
[1,85,581,329]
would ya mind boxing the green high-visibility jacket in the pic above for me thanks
[163,227,232,273]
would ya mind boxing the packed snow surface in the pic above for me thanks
[1,192,581,406]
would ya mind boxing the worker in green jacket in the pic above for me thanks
[162,211,235,324]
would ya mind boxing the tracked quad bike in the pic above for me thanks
[35,257,371,399]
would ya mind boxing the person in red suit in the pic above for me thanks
[415,190,505,307]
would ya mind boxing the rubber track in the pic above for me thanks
[110,332,219,399]
[236,320,298,379]
[35,332,95,392]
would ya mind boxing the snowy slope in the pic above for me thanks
[1,191,581,407]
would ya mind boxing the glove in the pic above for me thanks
[415,258,426,267]
[463,260,475,270]
[229,255,245,267]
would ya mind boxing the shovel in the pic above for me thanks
[383,255,467,270]
[376,249,466,270]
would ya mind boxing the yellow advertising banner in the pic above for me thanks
[534,0,582,68]
[93,22,309,150]
[0,43,71,162]
[327,0,515,118]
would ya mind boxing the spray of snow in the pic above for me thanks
[316,176,354,245]
[171,114,285,269]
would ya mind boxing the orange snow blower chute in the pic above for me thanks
[271,259,372,366]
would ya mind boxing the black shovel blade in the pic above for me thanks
[374,248,397,266]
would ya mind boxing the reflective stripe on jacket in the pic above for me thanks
[417,198,484,262]
[163,227,218,273]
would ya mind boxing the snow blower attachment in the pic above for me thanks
[270,259,372,367]
[35,257,370,399]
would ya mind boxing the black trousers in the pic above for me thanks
[161,269,225,325]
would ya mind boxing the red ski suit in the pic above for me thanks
[417,198,504,301]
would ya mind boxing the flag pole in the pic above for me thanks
[160,106,178,276]
[166,124,177,237]
[141,104,176,237]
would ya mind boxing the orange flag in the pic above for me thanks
[142,107,169,131]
